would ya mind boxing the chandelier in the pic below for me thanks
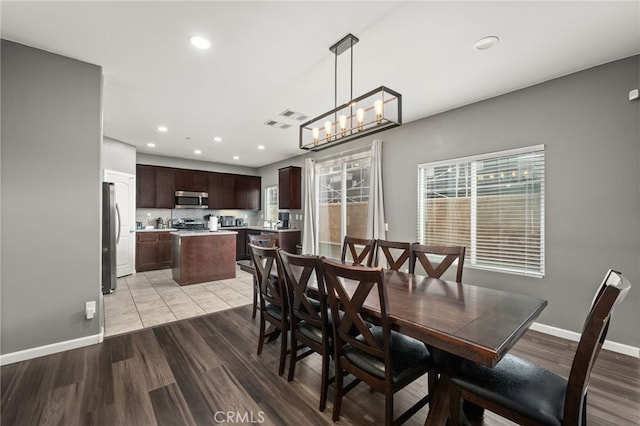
[299,34,402,151]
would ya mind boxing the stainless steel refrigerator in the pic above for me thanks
[102,182,117,294]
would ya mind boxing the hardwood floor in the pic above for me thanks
[2,305,638,425]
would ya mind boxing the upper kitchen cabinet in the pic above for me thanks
[236,175,261,210]
[279,166,301,209]
[209,172,236,209]
[155,167,175,208]
[175,169,208,192]
[136,164,175,208]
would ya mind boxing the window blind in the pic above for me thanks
[418,145,545,277]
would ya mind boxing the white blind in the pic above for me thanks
[418,145,545,277]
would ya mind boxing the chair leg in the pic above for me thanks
[319,353,330,411]
[278,325,288,376]
[251,277,258,319]
[428,370,437,407]
[385,392,393,426]
[257,311,266,355]
[449,383,462,425]
[287,333,297,382]
[333,365,344,422]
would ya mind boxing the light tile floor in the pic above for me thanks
[104,265,254,336]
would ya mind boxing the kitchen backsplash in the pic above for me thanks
[135,208,303,229]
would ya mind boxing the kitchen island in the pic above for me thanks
[171,230,237,285]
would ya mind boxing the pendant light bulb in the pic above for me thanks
[374,99,384,124]
[356,108,365,131]
[338,115,347,136]
[312,127,320,144]
[324,120,332,141]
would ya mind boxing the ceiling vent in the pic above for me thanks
[264,120,291,130]
[280,110,308,121]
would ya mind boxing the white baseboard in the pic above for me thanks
[0,331,104,366]
[530,322,640,358]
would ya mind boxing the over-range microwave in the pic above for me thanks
[175,191,208,209]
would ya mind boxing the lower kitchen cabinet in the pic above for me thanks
[136,231,173,272]
[238,228,301,260]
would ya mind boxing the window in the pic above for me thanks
[264,185,278,222]
[316,151,371,260]
[418,145,545,277]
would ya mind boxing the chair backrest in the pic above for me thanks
[279,250,327,332]
[563,269,631,424]
[341,236,376,266]
[375,239,411,271]
[322,258,391,366]
[248,233,279,248]
[410,243,466,283]
[249,243,287,312]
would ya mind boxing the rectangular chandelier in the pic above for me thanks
[299,86,401,151]
[299,33,402,151]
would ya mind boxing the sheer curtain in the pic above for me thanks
[367,139,386,240]
[301,157,316,254]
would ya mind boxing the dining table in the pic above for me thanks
[311,268,548,425]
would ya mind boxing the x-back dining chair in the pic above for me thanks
[322,257,435,426]
[278,250,333,411]
[440,268,631,425]
[249,243,289,376]
[375,239,412,271]
[410,243,466,283]
[248,233,279,318]
[341,236,376,266]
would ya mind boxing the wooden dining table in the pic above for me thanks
[312,269,548,425]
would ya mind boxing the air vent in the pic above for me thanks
[279,110,308,121]
[264,120,292,130]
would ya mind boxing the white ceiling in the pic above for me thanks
[2,1,638,168]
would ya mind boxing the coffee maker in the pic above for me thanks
[278,211,290,229]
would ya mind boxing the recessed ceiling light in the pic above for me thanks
[147,143,156,148]
[213,136,222,142]
[258,145,265,150]
[157,126,168,132]
[473,36,500,51]
[189,35,210,50]
[233,155,239,160]
[194,149,202,155]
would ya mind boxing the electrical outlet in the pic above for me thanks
[85,301,96,320]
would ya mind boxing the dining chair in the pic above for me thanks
[410,243,466,283]
[440,268,631,425]
[278,250,333,411]
[375,239,412,271]
[249,243,289,376]
[341,235,376,266]
[248,233,280,318]
[321,257,435,426]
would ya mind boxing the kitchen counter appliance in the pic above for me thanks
[220,216,235,227]
[173,218,206,230]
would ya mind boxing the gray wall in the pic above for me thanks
[103,136,136,175]
[137,152,258,176]
[1,40,103,354]
[380,56,639,346]
[262,55,639,347]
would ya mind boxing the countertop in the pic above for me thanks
[171,230,238,237]
[220,226,301,233]
[137,228,178,232]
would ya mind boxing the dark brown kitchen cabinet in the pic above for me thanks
[208,172,237,209]
[235,229,247,259]
[136,231,173,272]
[236,175,261,210]
[279,166,301,209]
[155,167,175,208]
[238,229,301,260]
[136,165,175,208]
[175,169,208,192]
[136,165,157,208]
